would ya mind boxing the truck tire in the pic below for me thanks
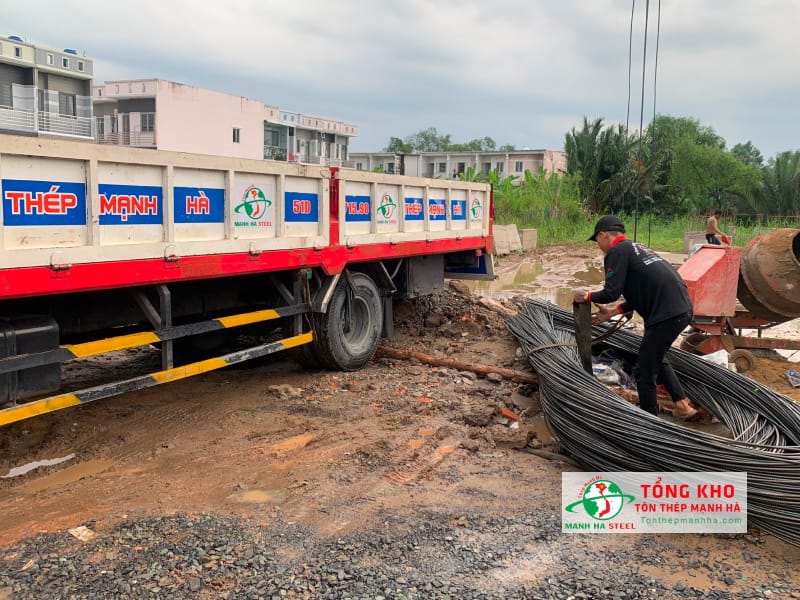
[291,338,323,370]
[313,272,382,371]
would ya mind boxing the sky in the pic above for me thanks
[4,0,799,158]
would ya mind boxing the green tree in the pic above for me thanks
[564,117,636,213]
[499,144,516,151]
[647,115,760,215]
[649,115,725,150]
[405,127,452,152]
[384,130,510,153]
[458,164,486,182]
[747,151,800,217]
[731,141,764,167]
[666,138,759,212]
[384,137,412,154]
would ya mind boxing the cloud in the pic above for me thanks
[4,0,799,157]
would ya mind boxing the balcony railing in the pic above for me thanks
[38,112,93,137]
[264,145,288,161]
[95,130,156,147]
[303,155,356,169]
[0,106,35,133]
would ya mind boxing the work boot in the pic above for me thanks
[672,398,699,420]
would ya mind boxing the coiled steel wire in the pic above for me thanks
[507,298,800,547]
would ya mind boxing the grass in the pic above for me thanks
[492,171,797,253]
[496,211,798,254]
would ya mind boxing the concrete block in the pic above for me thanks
[494,230,511,255]
[683,231,707,253]
[520,228,538,251]
[493,224,522,255]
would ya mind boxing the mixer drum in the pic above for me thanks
[737,228,800,322]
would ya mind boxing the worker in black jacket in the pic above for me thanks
[574,215,698,419]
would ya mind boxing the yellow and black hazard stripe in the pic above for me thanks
[0,331,312,427]
[0,305,309,376]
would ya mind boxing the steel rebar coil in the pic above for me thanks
[507,298,800,547]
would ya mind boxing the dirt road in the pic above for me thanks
[1,244,799,598]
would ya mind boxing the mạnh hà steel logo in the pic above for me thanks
[235,185,272,221]
[565,478,635,521]
[470,197,483,221]
[377,193,397,223]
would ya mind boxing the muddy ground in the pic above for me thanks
[1,243,799,597]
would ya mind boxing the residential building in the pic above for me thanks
[93,79,358,166]
[349,149,567,181]
[0,34,93,138]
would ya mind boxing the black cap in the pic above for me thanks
[588,215,625,241]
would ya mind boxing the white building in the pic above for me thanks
[0,34,93,138]
[349,149,567,180]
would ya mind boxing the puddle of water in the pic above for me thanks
[530,416,554,444]
[462,258,605,308]
[2,453,76,478]
[26,459,114,492]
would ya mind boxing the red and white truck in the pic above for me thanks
[0,134,494,426]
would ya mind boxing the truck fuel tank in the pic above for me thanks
[737,228,800,322]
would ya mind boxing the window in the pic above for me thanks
[438,162,446,173]
[514,161,524,172]
[232,127,241,143]
[141,113,154,132]
[496,162,504,173]
[47,53,54,65]
[14,47,22,58]
[386,162,395,174]
[355,162,363,171]
[0,82,12,108]
[62,57,69,68]
[77,61,84,72]
[58,92,76,116]
[96,118,104,136]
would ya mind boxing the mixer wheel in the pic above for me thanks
[679,332,707,354]
[729,349,757,373]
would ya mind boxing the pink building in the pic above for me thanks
[93,79,358,166]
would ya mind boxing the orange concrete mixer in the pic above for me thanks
[678,228,800,372]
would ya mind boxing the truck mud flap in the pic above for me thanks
[0,331,312,427]
[444,252,495,281]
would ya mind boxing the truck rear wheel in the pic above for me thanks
[313,272,382,371]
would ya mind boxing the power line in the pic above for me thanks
[635,0,651,242]
[626,0,636,132]
[647,0,662,247]
[653,0,662,123]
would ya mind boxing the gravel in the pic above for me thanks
[2,509,797,599]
